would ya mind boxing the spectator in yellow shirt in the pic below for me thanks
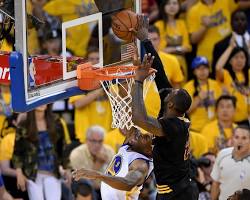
[144,25,184,117]
[155,0,191,81]
[69,49,112,142]
[184,56,222,132]
[201,95,237,154]
[190,131,208,159]
[104,128,126,153]
[186,0,239,64]
[216,37,250,124]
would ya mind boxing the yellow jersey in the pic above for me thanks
[186,0,238,64]
[220,69,250,122]
[183,79,222,132]
[190,131,208,159]
[43,0,97,56]
[69,95,112,143]
[104,129,125,153]
[0,133,15,161]
[155,20,191,80]
[201,119,236,154]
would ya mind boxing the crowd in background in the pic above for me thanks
[0,0,250,200]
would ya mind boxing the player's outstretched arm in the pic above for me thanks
[132,15,172,90]
[132,54,164,136]
[72,159,149,191]
[132,15,173,117]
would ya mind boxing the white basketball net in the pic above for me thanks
[100,70,155,130]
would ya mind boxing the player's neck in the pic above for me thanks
[167,16,175,25]
[202,0,214,5]
[164,111,180,118]
[218,119,233,128]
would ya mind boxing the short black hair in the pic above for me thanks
[73,180,94,198]
[234,124,250,135]
[172,89,192,114]
[231,9,247,26]
[215,95,237,109]
[43,29,62,42]
[87,46,99,56]
[148,25,160,36]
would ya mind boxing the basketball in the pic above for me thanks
[111,10,138,42]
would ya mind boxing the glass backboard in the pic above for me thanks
[10,0,141,112]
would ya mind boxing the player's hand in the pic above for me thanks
[72,168,102,181]
[198,90,208,100]
[16,169,27,192]
[201,16,212,28]
[130,14,149,41]
[135,53,156,82]
[229,34,237,49]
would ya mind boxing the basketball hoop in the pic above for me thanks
[77,63,155,130]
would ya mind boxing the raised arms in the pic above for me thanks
[132,54,164,136]
[132,15,173,118]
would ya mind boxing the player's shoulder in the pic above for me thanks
[158,51,177,60]
[187,1,203,15]
[154,20,164,28]
[202,119,218,130]
[208,78,220,87]
[183,79,195,89]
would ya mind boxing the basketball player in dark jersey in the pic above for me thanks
[131,15,199,200]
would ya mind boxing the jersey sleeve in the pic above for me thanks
[186,7,201,34]
[228,0,239,13]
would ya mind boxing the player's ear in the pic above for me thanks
[167,101,174,109]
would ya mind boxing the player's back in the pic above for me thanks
[153,117,190,196]
[101,145,153,200]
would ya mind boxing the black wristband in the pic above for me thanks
[135,80,143,84]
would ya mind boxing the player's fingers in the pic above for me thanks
[129,28,137,35]
[146,53,152,66]
[148,55,155,66]
[142,54,148,66]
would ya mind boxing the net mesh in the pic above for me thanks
[100,69,155,130]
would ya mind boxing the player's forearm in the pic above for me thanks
[215,46,233,81]
[190,27,207,44]
[99,173,140,191]
[211,181,220,200]
[74,88,103,108]
[238,1,250,9]
[0,161,17,177]
[132,81,149,127]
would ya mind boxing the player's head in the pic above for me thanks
[128,129,152,158]
[215,95,236,121]
[87,46,100,65]
[148,25,160,50]
[164,88,192,115]
[231,10,248,35]
[228,189,250,200]
[191,56,210,81]
[42,29,62,56]
[232,125,250,154]
[72,179,94,200]
[86,125,105,155]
